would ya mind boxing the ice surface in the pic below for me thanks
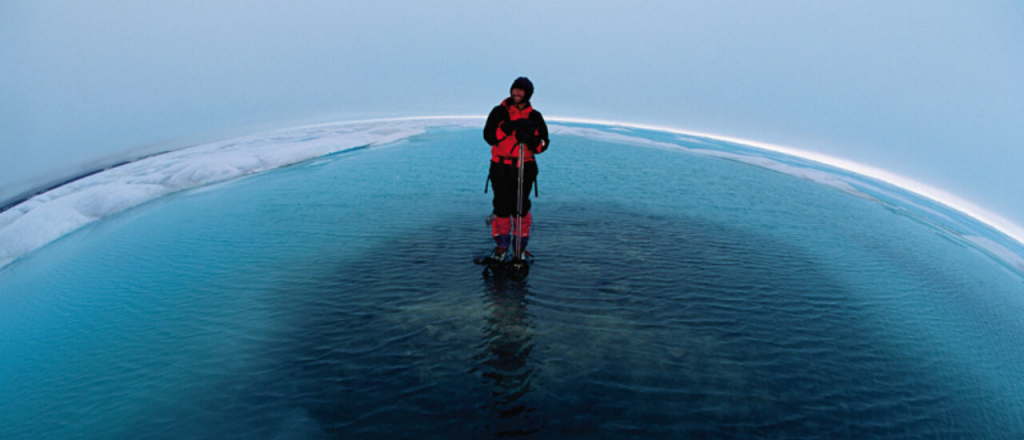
[0,118,472,269]
[964,236,1024,274]
[551,125,868,197]
[2,117,1023,274]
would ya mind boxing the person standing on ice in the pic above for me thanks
[483,77,550,261]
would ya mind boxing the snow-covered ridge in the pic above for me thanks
[0,118,477,270]
[1,116,1022,275]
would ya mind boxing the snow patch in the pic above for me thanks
[2,117,1022,276]
[0,118,468,269]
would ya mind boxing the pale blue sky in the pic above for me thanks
[2,1,1023,232]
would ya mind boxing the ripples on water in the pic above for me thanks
[1,127,1023,439]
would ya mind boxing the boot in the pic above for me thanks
[488,246,508,263]
[490,234,511,262]
[512,236,530,260]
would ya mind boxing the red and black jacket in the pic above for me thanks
[483,98,550,164]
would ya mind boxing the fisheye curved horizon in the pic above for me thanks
[5,119,1024,437]
[546,116,1024,249]
[1,115,1022,275]
[298,114,1024,249]
[6,3,1024,436]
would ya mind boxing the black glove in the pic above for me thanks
[510,118,536,136]
[528,138,544,153]
[518,131,541,152]
[512,119,539,151]
[499,119,516,137]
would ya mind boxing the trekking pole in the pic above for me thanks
[515,143,525,260]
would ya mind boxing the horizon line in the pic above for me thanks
[338,114,1023,248]
[9,114,1023,250]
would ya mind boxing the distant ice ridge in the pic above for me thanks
[0,118,478,270]
[549,125,866,197]
[964,236,1024,275]
[551,124,1024,275]
[1,117,1022,275]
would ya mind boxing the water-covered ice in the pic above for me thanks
[1,117,1022,275]
[2,121,1024,438]
[0,119,468,269]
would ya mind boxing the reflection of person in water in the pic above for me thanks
[478,276,543,436]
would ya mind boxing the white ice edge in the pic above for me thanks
[551,117,1024,249]
[964,236,1024,273]
[0,118,475,269]
[1,115,1022,272]
[550,125,866,196]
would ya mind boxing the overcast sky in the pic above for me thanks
[2,1,1022,234]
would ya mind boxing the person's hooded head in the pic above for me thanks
[510,77,534,103]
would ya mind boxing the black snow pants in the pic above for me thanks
[489,160,538,217]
